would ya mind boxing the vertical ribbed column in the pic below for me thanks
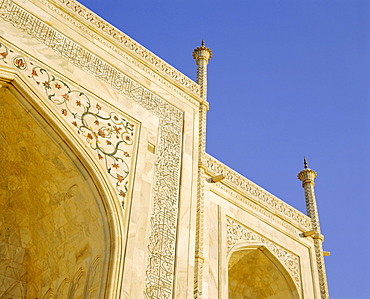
[298,159,329,299]
[193,41,212,299]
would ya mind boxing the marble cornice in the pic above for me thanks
[35,0,203,106]
[201,153,312,231]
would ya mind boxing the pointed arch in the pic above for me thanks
[0,68,125,297]
[228,244,301,299]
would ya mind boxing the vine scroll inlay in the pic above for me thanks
[0,1,184,296]
[0,42,137,204]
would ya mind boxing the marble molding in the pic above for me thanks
[36,0,201,105]
[202,153,312,230]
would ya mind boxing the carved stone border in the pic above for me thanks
[203,153,312,230]
[37,0,201,101]
[0,2,183,297]
[217,183,306,236]
[226,217,302,290]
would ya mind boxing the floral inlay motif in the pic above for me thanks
[0,2,185,291]
[0,42,11,62]
[13,56,27,70]
[226,217,302,290]
[0,42,136,205]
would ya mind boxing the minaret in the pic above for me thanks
[298,158,329,299]
[193,40,212,100]
[193,41,212,299]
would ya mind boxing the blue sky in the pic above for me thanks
[79,1,369,297]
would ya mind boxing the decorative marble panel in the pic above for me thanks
[0,2,184,294]
[0,41,137,205]
[47,0,200,97]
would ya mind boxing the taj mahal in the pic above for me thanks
[0,0,329,298]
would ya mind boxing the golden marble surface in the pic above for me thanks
[0,87,107,298]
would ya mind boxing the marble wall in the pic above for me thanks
[0,0,325,298]
[0,87,107,298]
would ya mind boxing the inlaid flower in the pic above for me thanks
[43,81,51,89]
[97,128,106,138]
[62,93,69,101]
[113,126,122,134]
[117,174,125,183]
[13,57,26,70]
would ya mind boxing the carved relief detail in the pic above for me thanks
[226,217,301,290]
[203,154,312,230]
[194,168,205,299]
[32,0,201,105]
[51,0,200,94]
[41,288,53,299]
[0,0,183,124]
[193,103,207,298]
[0,256,103,298]
[145,118,183,298]
[0,42,137,205]
[216,183,305,236]
[0,3,184,297]
[55,279,69,299]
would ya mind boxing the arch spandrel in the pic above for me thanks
[0,40,140,210]
[0,69,128,297]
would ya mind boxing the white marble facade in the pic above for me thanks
[0,0,326,298]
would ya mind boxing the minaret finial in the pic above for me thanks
[304,157,308,169]
[192,40,212,63]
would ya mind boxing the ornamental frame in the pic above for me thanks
[0,1,184,297]
[226,217,302,291]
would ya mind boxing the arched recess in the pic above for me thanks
[228,244,300,299]
[0,71,125,298]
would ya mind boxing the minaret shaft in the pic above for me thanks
[298,163,329,299]
[193,41,212,299]
[196,57,208,99]
[303,182,321,233]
